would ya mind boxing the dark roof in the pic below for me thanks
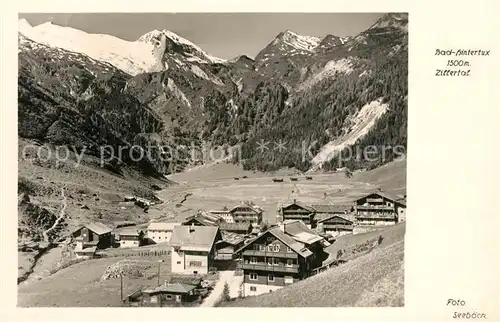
[182,214,219,227]
[237,228,313,258]
[170,226,220,252]
[165,275,202,285]
[73,222,113,235]
[357,191,406,206]
[281,200,315,212]
[219,222,251,232]
[220,231,246,246]
[311,204,353,214]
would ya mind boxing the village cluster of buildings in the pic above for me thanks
[69,190,406,301]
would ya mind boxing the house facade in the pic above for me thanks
[312,205,355,236]
[117,229,145,248]
[72,223,114,250]
[147,222,180,243]
[237,221,327,297]
[229,203,263,225]
[354,192,406,227]
[279,200,316,228]
[170,225,222,275]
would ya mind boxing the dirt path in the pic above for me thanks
[42,186,67,242]
[199,270,243,307]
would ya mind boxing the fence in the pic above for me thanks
[98,249,171,258]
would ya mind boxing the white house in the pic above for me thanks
[170,225,222,275]
[147,222,180,243]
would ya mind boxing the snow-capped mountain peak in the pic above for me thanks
[137,29,226,64]
[277,30,321,52]
[18,20,226,75]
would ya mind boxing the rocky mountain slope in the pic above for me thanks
[18,13,408,175]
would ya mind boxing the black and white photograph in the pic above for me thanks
[16,12,408,307]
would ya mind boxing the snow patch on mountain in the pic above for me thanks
[190,64,224,86]
[298,58,355,91]
[309,98,389,170]
[165,78,191,108]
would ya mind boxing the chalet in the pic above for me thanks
[141,282,200,307]
[279,200,316,228]
[147,222,180,243]
[116,228,145,248]
[215,232,246,260]
[312,204,355,236]
[170,225,222,275]
[236,220,328,297]
[354,191,406,229]
[218,222,252,235]
[72,223,114,250]
[182,212,222,227]
[229,203,263,226]
[208,209,233,223]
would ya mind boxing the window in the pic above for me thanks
[267,258,273,266]
[250,286,257,291]
[249,273,258,280]
[253,244,260,251]
[287,247,293,252]
[286,259,293,267]
[284,276,294,284]
[273,258,279,266]
[250,256,257,264]
[268,274,275,282]
[267,237,274,242]
[189,261,202,267]
[176,261,181,264]
[259,245,266,251]
[166,294,173,300]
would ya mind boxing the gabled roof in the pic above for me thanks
[182,213,219,227]
[75,222,112,235]
[281,200,315,212]
[170,226,220,252]
[229,203,263,214]
[315,214,354,223]
[144,283,197,295]
[147,222,180,231]
[219,231,246,246]
[282,220,325,245]
[236,228,313,258]
[357,190,406,206]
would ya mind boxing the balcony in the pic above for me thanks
[242,250,298,259]
[239,263,299,273]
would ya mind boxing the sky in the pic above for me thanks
[19,13,385,59]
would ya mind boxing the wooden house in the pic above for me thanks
[236,220,328,297]
[312,204,354,236]
[72,223,114,250]
[170,225,222,275]
[228,203,263,226]
[219,222,252,235]
[354,191,406,229]
[279,200,316,228]
[141,283,201,307]
[215,232,247,261]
